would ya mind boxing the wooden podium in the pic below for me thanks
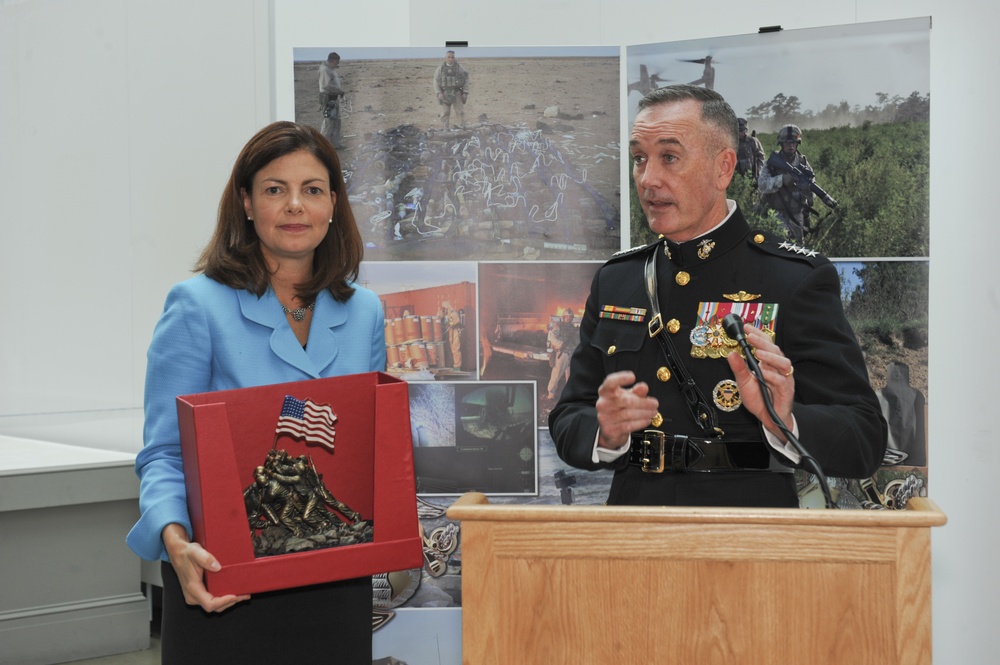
[447,493,945,664]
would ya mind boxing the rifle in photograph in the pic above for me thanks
[765,152,838,210]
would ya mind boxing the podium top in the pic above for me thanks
[446,492,946,528]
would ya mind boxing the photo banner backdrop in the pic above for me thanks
[291,19,930,662]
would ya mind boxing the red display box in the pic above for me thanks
[177,371,422,596]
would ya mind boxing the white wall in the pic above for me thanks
[1,0,996,660]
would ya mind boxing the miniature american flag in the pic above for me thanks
[276,395,337,451]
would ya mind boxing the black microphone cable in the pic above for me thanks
[722,313,835,509]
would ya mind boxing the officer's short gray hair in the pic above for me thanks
[636,84,738,151]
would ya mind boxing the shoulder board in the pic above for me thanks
[747,230,829,267]
[607,236,665,263]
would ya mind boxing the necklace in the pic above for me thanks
[280,301,315,322]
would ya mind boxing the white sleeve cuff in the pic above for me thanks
[593,430,631,464]
[763,417,802,464]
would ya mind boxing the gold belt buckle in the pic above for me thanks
[640,430,666,473]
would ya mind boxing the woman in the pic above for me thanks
[126,121,385,663]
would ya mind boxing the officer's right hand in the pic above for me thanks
[595,371,659,450]
[781,173,795,186]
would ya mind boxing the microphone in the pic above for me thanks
[722,313,759,371]
[722,313,835,509]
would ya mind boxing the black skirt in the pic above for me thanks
[160,561,372,664]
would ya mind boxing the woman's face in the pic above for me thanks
[242,149,335,268]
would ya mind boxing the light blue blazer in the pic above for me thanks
[126,274,386,562]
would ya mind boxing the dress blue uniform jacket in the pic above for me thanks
[126,274,386,562]
[549,206,887,507]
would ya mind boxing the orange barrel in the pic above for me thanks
[384,320,396,346]
[392,318,406,345]
[397,344,410,363]
[403,315,420,343]
[386,344,400,366]
[425,342,439,366]
[429,341,445,367]
[409,342,428,368]
[422,316,435,341]
[432,317,443,341]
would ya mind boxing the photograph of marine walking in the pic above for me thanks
[627,18,930,260]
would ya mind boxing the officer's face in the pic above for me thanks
[629,100,735,242]
[781,140,798,157]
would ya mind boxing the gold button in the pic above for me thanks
[607,345,616,355]
[675,271,690,286]
[754,234,765,244]
[650,412,663,428]
[667,319,680,334]
[656,367,671,382]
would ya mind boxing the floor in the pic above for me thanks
[64,593,161,665]
[67,635,160,665]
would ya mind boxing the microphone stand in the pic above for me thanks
[722,313,836,509]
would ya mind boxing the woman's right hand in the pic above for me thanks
[162,523,251,612]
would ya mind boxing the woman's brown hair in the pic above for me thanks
[196,121,363,303]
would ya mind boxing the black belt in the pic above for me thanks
[627,430,771,473]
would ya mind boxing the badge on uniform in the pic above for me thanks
[600,304,646,322]
[713,379,742,412]
[690,301,778,359]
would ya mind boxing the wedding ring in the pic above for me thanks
[784,366,794,377]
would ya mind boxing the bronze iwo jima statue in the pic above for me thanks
[243,448,373,557]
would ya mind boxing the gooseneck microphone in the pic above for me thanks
[722,313,835,509]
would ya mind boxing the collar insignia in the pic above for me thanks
[697,238,715,260]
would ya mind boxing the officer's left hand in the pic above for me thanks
[726,324,795,441]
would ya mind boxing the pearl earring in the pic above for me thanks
[328,218,333,224]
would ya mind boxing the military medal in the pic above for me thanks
[691,301,779,359]
[688,325,708,358]
[600,304,646,322]
[705,323,729,348]
[713,379,742,412]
